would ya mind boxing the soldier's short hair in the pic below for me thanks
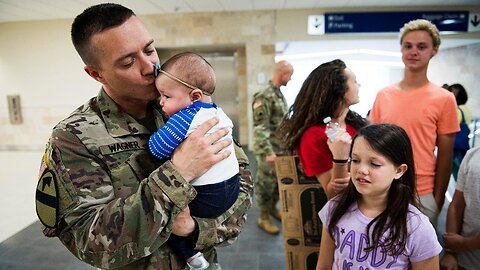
[274,60,293,76]
[71,3,135,67]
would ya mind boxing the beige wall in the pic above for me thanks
[430,42,480,118]
[141,11,277,146]
[0,11,277,148]
[0,20,100,148]
[1,7,480,149]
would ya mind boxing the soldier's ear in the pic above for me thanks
[84,66,105,84]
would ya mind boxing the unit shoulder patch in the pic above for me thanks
[36,169,59,228]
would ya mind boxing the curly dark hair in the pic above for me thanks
[280,59,366,153]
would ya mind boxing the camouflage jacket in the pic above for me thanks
[252,81,288,155]
[35,89,253,270]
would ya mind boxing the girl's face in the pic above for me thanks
[343,68,360,106]
[350,136,407,199]
[401,30,438,72]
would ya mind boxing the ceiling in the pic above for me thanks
[1,0,479,61]
[1,0,479,23]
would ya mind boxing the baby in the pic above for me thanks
[149,52,240,270]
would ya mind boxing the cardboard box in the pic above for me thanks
[284,246,320,270]
[275,156,328,270]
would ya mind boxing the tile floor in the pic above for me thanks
[0,149,452,270]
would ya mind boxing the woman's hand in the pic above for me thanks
[330,176,350,194]
[327,129,352,161]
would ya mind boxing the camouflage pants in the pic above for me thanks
[254,155,279,211]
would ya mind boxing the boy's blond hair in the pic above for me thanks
[399,19,441,49]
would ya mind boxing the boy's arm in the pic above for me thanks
[435,92,460,211]
[434,133,455,210]
[446,189,465,235]
[443,188,480,252]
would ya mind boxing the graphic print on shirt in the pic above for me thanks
[332,226,399,270]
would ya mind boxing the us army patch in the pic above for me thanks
[36,169,59,228]
[252,100,262,109]
[38,152,47,179]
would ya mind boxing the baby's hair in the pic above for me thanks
[399,19,441,49]
[160,52,216,95]
[328,123,417,256]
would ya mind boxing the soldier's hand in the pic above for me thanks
[171,117,232,182]
[172,207,196,237]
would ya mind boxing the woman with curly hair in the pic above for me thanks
[280,59,366,199]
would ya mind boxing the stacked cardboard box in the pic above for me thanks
[275,156,328,270]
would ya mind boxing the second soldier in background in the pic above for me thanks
[252,60,294,234]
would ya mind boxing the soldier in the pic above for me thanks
[251,60,294,234]
[34,3,253,270]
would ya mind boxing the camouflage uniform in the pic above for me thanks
[252,81,287,210]
[35,89,253,270]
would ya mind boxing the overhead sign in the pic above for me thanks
[308,11,474,35]
[308,15,325,35]
[468,12,480,32]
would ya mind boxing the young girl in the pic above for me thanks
[316,124,442,270]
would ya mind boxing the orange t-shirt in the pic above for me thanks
[370,82,459,195]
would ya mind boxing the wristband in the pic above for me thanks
[333,158,349,164]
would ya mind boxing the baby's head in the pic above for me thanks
[154,52,216,116]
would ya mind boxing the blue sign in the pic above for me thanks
[324,11,469,34]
